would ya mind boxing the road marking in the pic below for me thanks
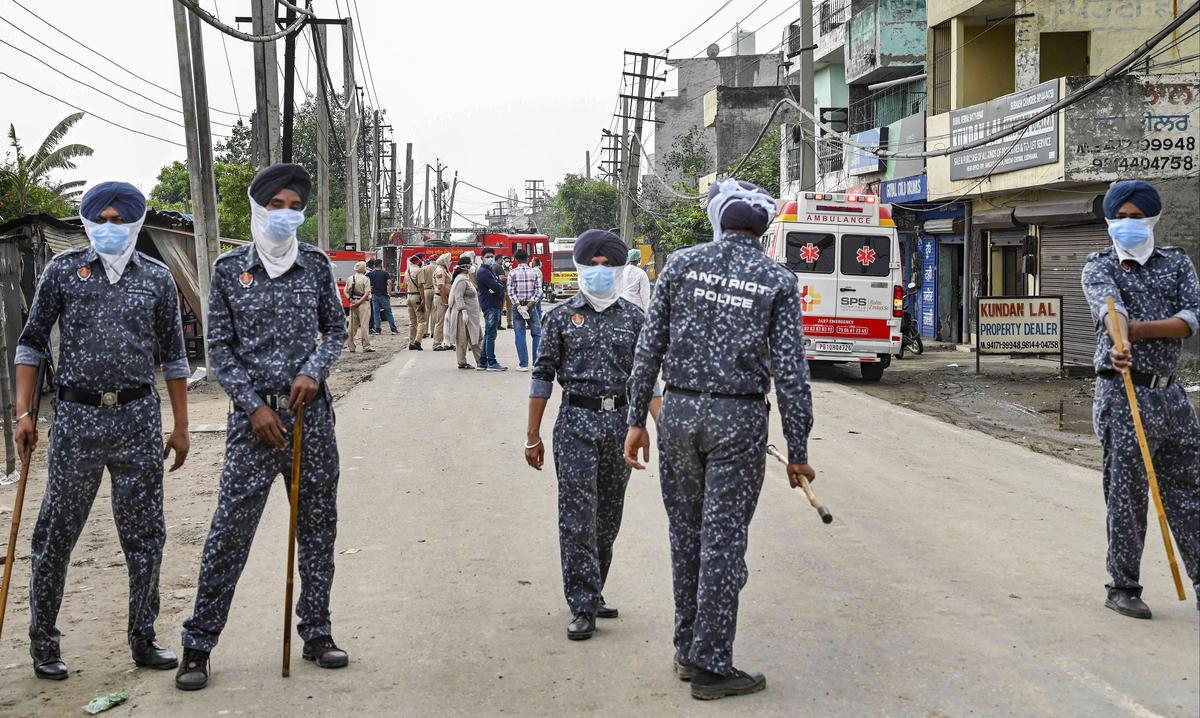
[1056,661,1169,718]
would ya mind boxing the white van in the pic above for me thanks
[763,192,903,381]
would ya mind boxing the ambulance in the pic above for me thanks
[763,192,903,381]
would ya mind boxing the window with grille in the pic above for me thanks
[931,22,952,115]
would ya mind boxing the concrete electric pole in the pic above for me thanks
[251,0,281,167]
[342,18,359,249]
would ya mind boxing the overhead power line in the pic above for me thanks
[174,0,311,43]
[661,0,737,54]
[0,70,186,147]
[7,0,244,118]
[458,179,537,206]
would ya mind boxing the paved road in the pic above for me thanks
[2,330,1197,717]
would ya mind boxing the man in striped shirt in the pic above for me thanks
[507,248,544,371]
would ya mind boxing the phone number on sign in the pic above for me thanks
[1091,154,1195,172]
[980,340,1061,351]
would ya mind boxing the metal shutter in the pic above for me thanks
[1038,224,1110,364]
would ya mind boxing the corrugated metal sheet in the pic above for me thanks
[1039,224,1109,364]
[43,225,87,255]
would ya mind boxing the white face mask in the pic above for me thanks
[249,195,301,278]
[1106,215,1159,265]
[575,260,622,312]
[82,213,146,284]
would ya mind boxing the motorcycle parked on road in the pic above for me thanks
[896,282,924,359]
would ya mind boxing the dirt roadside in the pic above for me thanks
[0,303,414,718]
[814,345,1200,472]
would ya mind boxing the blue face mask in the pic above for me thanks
[483,257,495,266]
[579,264,617,294]
[89,222,132,254]
[265,208,306,241]
[1106,217,1152,249]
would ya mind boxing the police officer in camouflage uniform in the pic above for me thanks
[1082,179,1200,620]
[625,180,815,700]
[14,181,190,680]
[523,230,661,641]
[176,164,348,691]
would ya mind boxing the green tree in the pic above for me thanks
[214,162,256,240]
[730,128,780,197]
[215,119,254,167]
[663,126,712,190]
[550,174,618,237]
[149,160,190,208]
[0,112,92,221]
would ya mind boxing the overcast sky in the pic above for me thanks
[0,0,800,224]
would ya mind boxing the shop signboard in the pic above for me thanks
[950,80,1059,181]
[847,127,886,175]
[975,295,1064,374]
[916,236,937,337]
[881,175,927,204]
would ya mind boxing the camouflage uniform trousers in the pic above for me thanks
[657,393,768,675]
[552,405,630,616]
[28,394,165,657]
[1094,377,1200,594]
[182,393,340,652]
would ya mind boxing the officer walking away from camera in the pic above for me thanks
[524,229,661,641]
[624,179,815,700]
[176,163,348,691]
[14,181,190,680]
[1082,179,1200,619]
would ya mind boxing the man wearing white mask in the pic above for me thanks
[1082,179,1200,620]
[14,181,190,679]
[177,163,348,690]
[523,229,661,641]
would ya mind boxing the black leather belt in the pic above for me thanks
[1097,370,1175,389]
[58,385,152,407]
[567,394,627,412]
[666,385,766,402]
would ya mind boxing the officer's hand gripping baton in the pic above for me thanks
[282,404,305,677]
[1105,296,1186,601]
[766,444,832,524]
[0,360,47,640]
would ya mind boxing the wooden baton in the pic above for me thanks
[0,361,46,640]
[1105,296,1185,601]
[766,444,832,524]
[282,404,305,677]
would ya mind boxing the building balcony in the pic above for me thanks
[844,0,926,86]
[814,0,848,66]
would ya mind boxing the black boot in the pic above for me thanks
[690,667,767,700]
[674,654,696,682]
[302,636,349,668]
[566,613,595,641]
[32,652,68,681]
[131,638,178,670]
[1106,588,1152,619]
[174,648,210,691]
[596,596,618,619]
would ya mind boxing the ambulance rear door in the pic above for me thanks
[778,225,839,341]
[833,231,898,349]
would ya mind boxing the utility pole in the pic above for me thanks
[427,164,436,229]
[799,0,816,189]
[585,151,591,180]
[280,3,297,162]
[447,171,458,230]
[172,1,217,370]
[251,0,281,167]
[435,161,445,234]
[313,23,330,249]
[617,50,664,247]
[403,142,414,242]
[369,109,380,250]
[389,141,398,233]
[342,19,359,249]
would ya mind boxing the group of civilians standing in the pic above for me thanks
[346,245,651,369]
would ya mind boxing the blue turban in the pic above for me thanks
[574,229,628,266]
[80,181,146,222]
[249,162,312,207]
[1103,180,1161,219]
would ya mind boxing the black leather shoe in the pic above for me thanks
[566,613,595,641]
[596,596,618,619]
[175,648,210,691]
[674,654,695,682]
[132,639,178,670]
[1106,588,1152,619]
[33,655,68,681]
[302,636,349,668]
[690,667,767,700]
